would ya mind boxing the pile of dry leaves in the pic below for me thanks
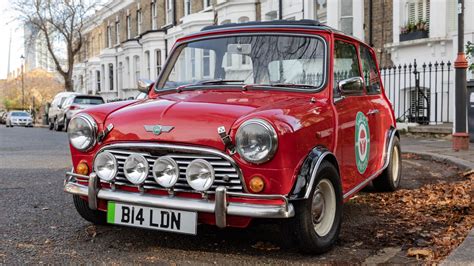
[353,171,473,262]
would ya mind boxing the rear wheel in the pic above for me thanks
[48,120,54,130]
[73,195,107,225]
[286,161,343,254]
[373,137,402,192]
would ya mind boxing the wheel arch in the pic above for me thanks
[289,146,340,200]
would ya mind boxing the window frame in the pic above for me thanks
[359,43,382,95]
[151,1,157,30]
[333,38,365,98]
[126,15,131,39]
[115,20,120,45]
[137,9,142,35]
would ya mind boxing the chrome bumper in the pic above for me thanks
[64,172,294,228]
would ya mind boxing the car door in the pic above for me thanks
[359,44,386,172]
[333,39,373,193]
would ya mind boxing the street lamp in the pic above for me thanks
[453,0,469,150]
[20,55,25,110]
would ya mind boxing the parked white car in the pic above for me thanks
[5,111,33,127]
[48,92,79,131]
[57,94,105,131]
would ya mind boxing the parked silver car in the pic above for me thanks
[56,94,105,131]
[48,92,79,131]
[5,111,33,127]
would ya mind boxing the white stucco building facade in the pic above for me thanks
[72,0,367,102]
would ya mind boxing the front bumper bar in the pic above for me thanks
[64,172,294,228]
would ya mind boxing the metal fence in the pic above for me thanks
[380,60,453,124]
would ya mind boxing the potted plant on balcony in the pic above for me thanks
[400,20,429,42]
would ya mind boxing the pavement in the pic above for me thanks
[401,135,474,265]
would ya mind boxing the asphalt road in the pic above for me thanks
[0,125,462,264]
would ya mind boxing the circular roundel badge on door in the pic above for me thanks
[355,112,370,174]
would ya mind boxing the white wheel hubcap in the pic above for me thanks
[311,179,336,237]
[392,146,400,184]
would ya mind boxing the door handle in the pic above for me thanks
[367,109,379,115]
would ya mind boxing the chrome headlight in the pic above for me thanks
[152,156,179,188]
[94,151,117,182]
[186,159,214,191]
[123,154,149,185]
[235,119,278,164]
[67,114,97,151]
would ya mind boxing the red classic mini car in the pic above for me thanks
[64,20,401,253]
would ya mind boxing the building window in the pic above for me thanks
[340,0,353,35]
[314,0,327,23]
[134,56,141,85]
[101,64,105,90]
[108,63,114,91]
[151,1,157,30]
[191,49,196,78]
[406,0,430,26]
[107,25,112,48]
[126,15,131,39]
[115,21,120,44]
[203,0,211,8]
[203,50,210,77]
[184,0,191,16]
[118,62,123,91]
[166,0,174,24]
[125,57,130,87]
[155,49,162,75]
[145,51,151,79]
[137,9,142,35]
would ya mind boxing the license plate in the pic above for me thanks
[107,202,197,235]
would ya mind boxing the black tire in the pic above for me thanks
[73,195,107,225]
[54,118,63,131]
[64,117,69,132]
[372,137,402,192]
[287,161,343,254]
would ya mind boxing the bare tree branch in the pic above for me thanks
[11,0,97,91]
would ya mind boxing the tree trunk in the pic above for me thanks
[64,75,74,92]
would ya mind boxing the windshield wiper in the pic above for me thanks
[175,79,245,91]
[195,79,245,85]
[263,83,320,89]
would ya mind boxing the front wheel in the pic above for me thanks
[73,195,107,225]
[288,161,343,254]
[53,118,63,131]
[372,136,402,192]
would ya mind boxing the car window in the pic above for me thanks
[59,97,68,107]
[360,45,381,94]
[159,35,326,90]
[11,112,30,116]
[73,97,104,105]
[333,40,362,96]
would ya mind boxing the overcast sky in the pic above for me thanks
[0,0,23,79]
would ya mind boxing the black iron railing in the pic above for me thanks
[380,60,453,124]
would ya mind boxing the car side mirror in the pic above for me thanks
[137,79,154,93]
[337,77,364,96]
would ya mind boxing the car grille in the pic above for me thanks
[103,148,244,193]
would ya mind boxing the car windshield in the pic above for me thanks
[157,34,326,91]
[73,97,104,105]
[11,112,30,117]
